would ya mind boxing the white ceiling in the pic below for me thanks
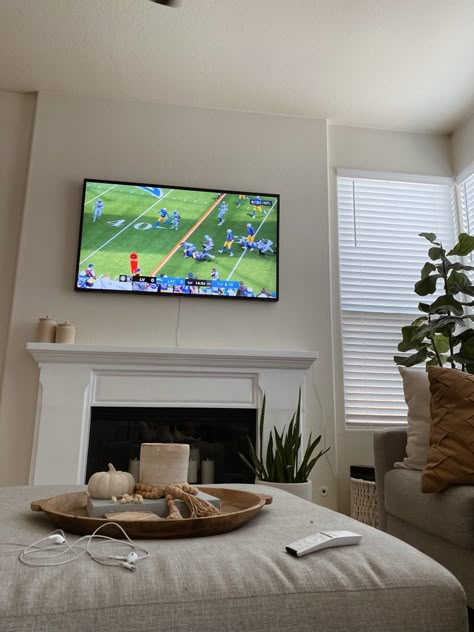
[1,0,474,134]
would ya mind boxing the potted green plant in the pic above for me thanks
[394,232,474,371]
[239,390,330,501]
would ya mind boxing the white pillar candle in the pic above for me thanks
[128,458,140,481]
[201,458,214,484]
[187,459,198,484]
[190,447,200,463]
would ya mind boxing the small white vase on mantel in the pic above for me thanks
[256,479,312,502]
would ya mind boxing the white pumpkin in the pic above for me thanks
[87,463,135,499]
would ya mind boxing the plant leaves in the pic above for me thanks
[394,348,429,366]
[418,315,464,336]
[428,246,445,261]
[427,295,464,316]
[417,303,431,314]
[447,233,474,257]
[431,333,450,354]
[296,447,331,482]
[240,388,330,484]
[266,432,275,480]
[443,261,474,272]
[420,262,436,279]
[258,394,266,465]
[451,329,474,346]
[446,270,474,297]
[399,324,425,344]
[415,274,440,295]
[460,336,474,361]
[419,232,439,244]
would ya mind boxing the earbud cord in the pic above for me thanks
[85,523,149,567]
[6,523,149,569]
[20,530,87,567]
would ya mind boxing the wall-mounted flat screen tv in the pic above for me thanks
[75,179,279,301]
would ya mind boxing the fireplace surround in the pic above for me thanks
[27,343,318,485]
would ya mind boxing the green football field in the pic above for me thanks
[77,182,278,297]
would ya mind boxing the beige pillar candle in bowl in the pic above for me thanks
[139,443,190,485]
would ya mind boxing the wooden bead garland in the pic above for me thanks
[135,482,199,499]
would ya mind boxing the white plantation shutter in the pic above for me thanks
[458,172,474,279]
[337,172,457,425]
[459,172,474,242]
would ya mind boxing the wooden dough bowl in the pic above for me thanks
[31,487,272,539]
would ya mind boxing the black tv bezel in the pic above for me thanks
[74,178,280,302]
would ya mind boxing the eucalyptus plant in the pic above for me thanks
[239,390,330,483]
[394,232,474,372]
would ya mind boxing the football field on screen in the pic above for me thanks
[78,183,278,294]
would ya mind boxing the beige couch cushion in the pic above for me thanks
[394,366,431,470]
[385,468,474,549]
[421,366,474,493]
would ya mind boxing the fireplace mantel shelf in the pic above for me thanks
[27,343,319,370]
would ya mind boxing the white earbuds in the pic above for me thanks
[17,523,149,571]
[109,552,139,564]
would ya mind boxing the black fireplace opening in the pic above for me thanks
[86,407,257,485]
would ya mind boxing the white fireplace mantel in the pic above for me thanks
[27,343,318,370]
[27,343,318,485]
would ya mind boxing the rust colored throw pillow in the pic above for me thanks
[421,366,474,493]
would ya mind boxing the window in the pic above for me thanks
[458,171,474,239]
[337,171,457,425]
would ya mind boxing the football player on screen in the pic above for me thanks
[192,250,215,262]
[170,210,181,231]
[249,195,266,218]
[236,194,247,208]
[218,229,234,256]
[92,199,104,222]
[202,235,214,252]
[153,208,170,227]
[217,201,228,225]
[246,223,255,244]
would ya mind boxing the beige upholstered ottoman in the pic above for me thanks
[0,484,468,632]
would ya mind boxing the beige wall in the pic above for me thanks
[0,93,337,505]
[0,92,36,393]
[327,124,453,513]
[451,110,474,176]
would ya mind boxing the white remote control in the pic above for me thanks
[285,530,362,557]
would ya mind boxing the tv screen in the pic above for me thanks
[75,179,279,301]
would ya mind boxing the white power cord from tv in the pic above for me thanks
[1,523,150,572]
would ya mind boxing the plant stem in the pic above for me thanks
[428,334,443,367]
[440,255,456,368]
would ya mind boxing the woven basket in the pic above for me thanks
[350,477,379,528]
